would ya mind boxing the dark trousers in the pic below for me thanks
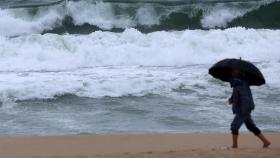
[231,114,261,135]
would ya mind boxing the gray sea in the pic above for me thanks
[0,0,279,136]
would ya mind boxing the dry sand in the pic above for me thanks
[0,133,279,158]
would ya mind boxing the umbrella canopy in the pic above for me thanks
[209,58,265,86]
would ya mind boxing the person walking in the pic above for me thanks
[209,58,271,148]
[228,68,270,148]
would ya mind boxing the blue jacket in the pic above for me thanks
[230,77,255,115]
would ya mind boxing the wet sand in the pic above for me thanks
[0,133,279,158]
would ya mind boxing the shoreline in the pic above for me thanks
[0,132,279,158]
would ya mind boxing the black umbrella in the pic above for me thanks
[208,58,265,86]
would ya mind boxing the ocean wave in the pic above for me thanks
[0,28,280,101]
[0,28,279,71]
[0,63,279,102]
[0,0,279,36]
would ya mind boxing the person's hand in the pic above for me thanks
[228,98,233,105]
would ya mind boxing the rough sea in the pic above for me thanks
[0,0,279,136]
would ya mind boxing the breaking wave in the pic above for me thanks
[0,0,279,36]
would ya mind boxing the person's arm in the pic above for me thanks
[228,95,233,105]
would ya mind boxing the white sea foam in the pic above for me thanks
[201,4,250,28]
[67,1,134,29]
[0,28,279,71]
[0,28,280,101]
[0,6,64,36]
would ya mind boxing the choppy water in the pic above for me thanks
[1,0,280,36]
[0,0,279,136]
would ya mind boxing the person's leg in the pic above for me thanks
[232,134,238,148]
[231,114,245,148]
[245,116,271,147]
[257,134,271,147]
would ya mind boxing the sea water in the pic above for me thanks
[0,0,279,136]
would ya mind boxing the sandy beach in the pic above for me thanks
[0,133,279,158]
